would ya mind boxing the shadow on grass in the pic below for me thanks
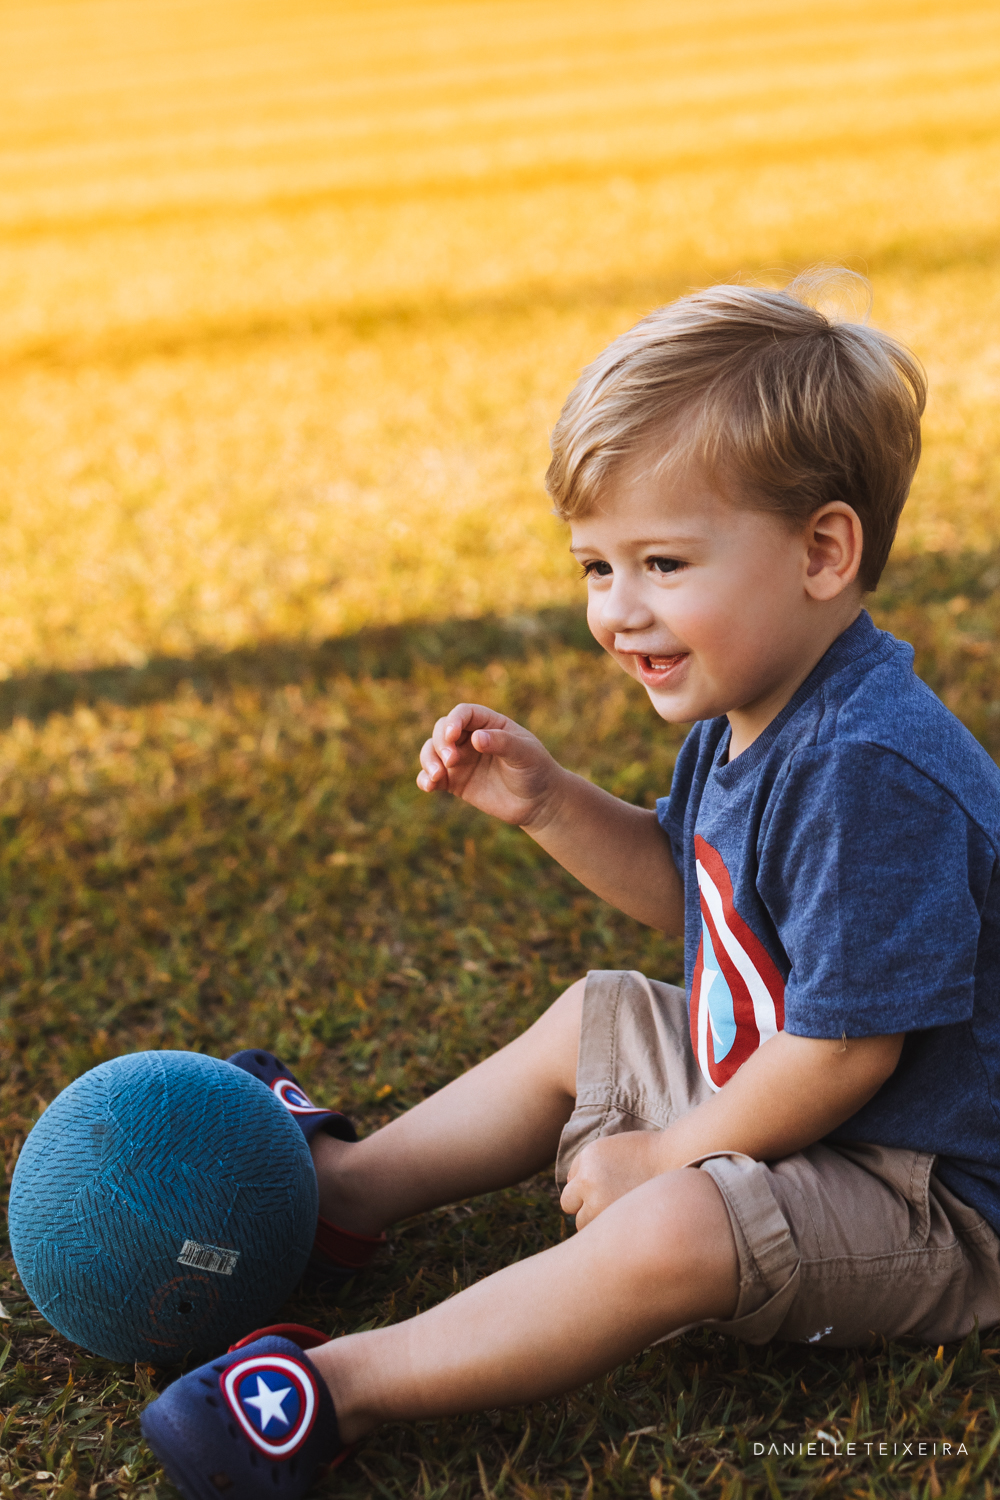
[0,605,600,729]
[1,546,996,730]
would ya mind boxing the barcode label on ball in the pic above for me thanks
[177,1239,241,1276]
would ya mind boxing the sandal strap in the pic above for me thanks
[227,1321,328,1352]
[313,1214,386,1269]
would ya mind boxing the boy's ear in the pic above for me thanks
[802,502,864,601]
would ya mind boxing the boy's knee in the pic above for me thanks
[612,1169,739,1315]
[551,976,586,1029]
[531,976,586,1096]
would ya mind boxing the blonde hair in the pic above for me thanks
[545,271,926,591]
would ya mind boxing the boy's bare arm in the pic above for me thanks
[418,702,684,933]
[561,1029,904,1227]
[522,770,683,932]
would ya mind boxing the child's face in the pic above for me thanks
[570,451,858,753]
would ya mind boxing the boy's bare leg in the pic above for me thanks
[310,1166,738,1441]
[311,977,586,1234]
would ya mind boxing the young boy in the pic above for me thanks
[141,275,1000,1500]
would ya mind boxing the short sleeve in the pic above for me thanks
[759,744,992,1038]
[655,793,684,874]
[656,723,706,873]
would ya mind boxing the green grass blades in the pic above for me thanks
[4,1,1000,1493]
[3,565,1000,1498]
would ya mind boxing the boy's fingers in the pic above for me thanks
[432,714,460,755]
[443,703,509,741]
[418,737,453,793]
[559,1177,583,1216]
[433,708,515,765]
[470,727,536,764]
[426,704,522,775]
[443,708,471,740]
[434,710,477,765]
[418,738,444,777]
[441,705,478,742]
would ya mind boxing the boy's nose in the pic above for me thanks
[597,578,656,634]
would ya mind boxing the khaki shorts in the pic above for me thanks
[555,970,1000,1347]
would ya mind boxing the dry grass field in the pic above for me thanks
[1,0,1000,671]
[3,1,1000,1497]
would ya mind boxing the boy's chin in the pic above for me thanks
[643,687,697,726]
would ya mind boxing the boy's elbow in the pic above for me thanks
[838,1030,905,1100]
[852,1030,904,1072]
[775,1029,904,1112]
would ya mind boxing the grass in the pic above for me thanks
[2,0,1000,1494]
[3,560,1000,1499]
[2,0,1000,674]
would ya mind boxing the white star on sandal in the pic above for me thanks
[244,1376,292,1431]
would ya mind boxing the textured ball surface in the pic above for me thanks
[8,1051,318,1365]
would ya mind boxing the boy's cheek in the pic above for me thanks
[584,599,640,673]
[601,639,642,681]
[585,604,617,658]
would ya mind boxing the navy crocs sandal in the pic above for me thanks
[226,1050,386,1293]
[226,1049,358,1145]
[140,1324,349,1500]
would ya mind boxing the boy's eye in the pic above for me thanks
[581,560,613,578]
[650,557,683,575]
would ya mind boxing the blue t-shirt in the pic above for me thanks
[656,610,1000,1232]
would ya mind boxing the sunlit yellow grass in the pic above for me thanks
[1,0,998,673]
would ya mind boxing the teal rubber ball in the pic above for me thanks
[8,1051,318,1364]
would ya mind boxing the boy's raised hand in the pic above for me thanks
[417,703,560,828]
[419,703,685,934]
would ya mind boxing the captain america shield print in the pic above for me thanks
[690,835,786,1090]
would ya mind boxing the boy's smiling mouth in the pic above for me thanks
[630,652,689,687]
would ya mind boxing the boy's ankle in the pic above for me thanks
[310,1132,388,1236]
[309,1333,387,1445]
